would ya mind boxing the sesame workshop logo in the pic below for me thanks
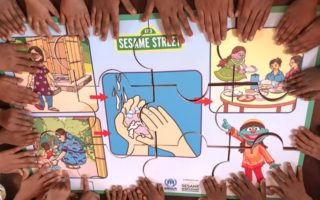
[117,27,183,51]
[164,178,177,191]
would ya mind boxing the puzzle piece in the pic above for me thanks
[11,36,98,113]
[32,116,108,179]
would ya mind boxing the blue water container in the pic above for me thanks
[250,73,259,90]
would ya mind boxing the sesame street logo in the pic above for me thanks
[117,27,182,51]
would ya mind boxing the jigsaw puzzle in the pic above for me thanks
[2,6,319,199]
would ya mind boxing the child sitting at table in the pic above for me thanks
[265,57,285,84]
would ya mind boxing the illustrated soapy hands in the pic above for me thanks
[222,119,231,131]
[115,96,149,154]
[115,96,195,157]
[138,105,185,146]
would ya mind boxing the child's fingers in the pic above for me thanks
[228,181,241,196]
[75,18,84,40]
[235,0,244,17]
[111,185,117,200]
[196,9,205,33]
[121,0,137,15]
[259,179,267,197]
[171,15,184,44]
[183,1,196,22]
[178,10,192,37]
[40,21,51,37]
[161,17,173,43]
[48,3,60,18]
[259,8,269,29]
[91,7,97,28]
[67,19,76,35]
[60,14,66,25]
[85,13,91,27]
[212,13,221,45]
[220,11,227,41]
[6,9,23,33]
[105,189,111,200]
[0,76,22,85]
[277,25,295,44]
[101,13,110,41]
[284,162,296,181]
[32,20,41,35]
[271,186,286,199]
[297,166,304,182]
[111,11,119,39]
[94,11,103,36]
[2,11,16,33]
[141,0,154,22]
[236,9,250,38]
[248,12,263,41]
[204,14,213,42]
[227,0,235,18]
[81,175,90,192]
[47,18,61,34]
[42,172,61,187]
[81,17,90,38]
[241,10,258,42]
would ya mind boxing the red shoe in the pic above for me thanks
[34,104,44,110]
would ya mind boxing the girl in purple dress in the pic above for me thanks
[27,46,59,111]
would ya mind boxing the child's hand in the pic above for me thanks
[143,0,196,44]
[0,0,26,35]
[137,177,165,200]
[269,163,312,200]
[60,0,90,41]
[0,43,40,74]
[25,0,60,36]
[235,0,273,42]
[126,187,144,200]
[284,67,320,101]
[105,185,127,200]
[46,171,71,200]
[80,175,100,200]
[91,0,120,41]
[286,18,320,54]
[0,108,33,131]
[0,129,39,146]
[0,76,39,105]
[194,0,230,45]
[200,176,226,200]
[0,147,39,173]
[228,172,266,200]
[291,127,320,160]
[14,165,61,200]
[275,0,317,45]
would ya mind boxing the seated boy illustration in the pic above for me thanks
[265,58,285,86]
[51,128,87,169]
[222,119,279,182]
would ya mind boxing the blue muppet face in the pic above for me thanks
[238,126,269,145]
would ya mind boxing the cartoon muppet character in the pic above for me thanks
[222,119,279,182]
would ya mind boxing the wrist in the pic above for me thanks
[14,191,30,200]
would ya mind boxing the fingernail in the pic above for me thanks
[249,36,254,41]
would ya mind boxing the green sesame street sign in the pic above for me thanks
[117,27,182,51]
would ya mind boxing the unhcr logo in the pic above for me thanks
[164,178,177,191]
